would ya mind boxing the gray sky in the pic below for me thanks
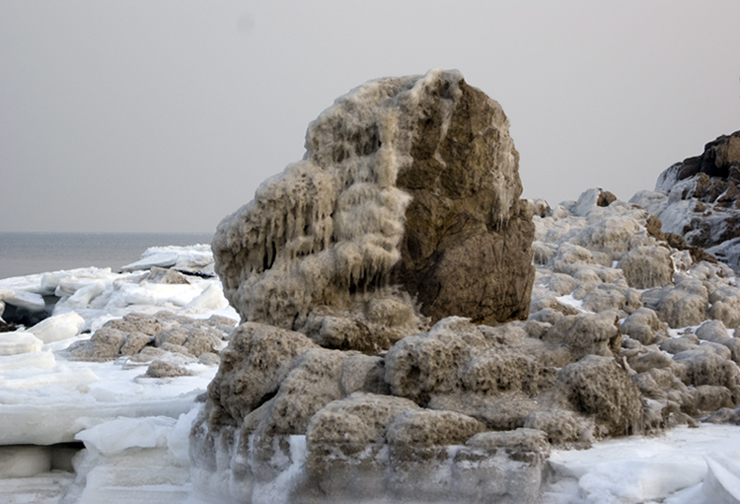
[1,0,738,233]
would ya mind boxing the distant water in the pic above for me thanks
[0,232,214,280]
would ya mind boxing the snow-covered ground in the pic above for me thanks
[0,246,235,503]
[1,242,740,504]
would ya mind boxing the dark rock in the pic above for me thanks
[597,190,617,207]
[391,77,534,324]
[0,320,18,333]
[645,214,665,240]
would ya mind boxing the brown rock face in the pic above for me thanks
[212,69,534,334]
[677,131,740,182]
[393,80,534,324]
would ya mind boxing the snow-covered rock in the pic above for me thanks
[120,244,214,275]
[630,130,740,272]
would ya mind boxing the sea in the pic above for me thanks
[0,232,214,280]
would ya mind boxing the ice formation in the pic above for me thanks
[212,68,534,340]
[4,100,740,504]
[187,75,740,503]
[0,244,237,449]
[1,196,740,503]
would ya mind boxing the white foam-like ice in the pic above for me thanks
[0,246,237,449]
[121,244,214,274]
[0,331,43,355]
[250,435,308,504]
[545,424,740,504]
[76,416,177,456]
[0,349,55,371]
[25,311,85,344]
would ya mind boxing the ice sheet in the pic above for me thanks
[544,424,740,504]
[26,312,85,343]
[0,255,232,446]
[0,331,43,355]
[0,356,216,444]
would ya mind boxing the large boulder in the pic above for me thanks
[212,69,534,344]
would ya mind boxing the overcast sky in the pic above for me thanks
[1,1,738,233]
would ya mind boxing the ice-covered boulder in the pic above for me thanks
[384,316,489,404]
[68,311,232,362]
[204,322,318,427]
[620,307,669,345]
[190,80,740,504]
[212,69,534,344]
[654,278,709,328]
[617,245,674,289]
[302,393,419,499]
[542,311,622,360]
[384,409,486,500]
[630,130,740,271]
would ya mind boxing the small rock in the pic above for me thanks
[145,359,194,378]
[557,355,644,438]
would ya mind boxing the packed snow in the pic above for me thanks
[1,232,740,503]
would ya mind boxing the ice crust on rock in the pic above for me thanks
[212,68,534,341]
[193,181,740,504]
[67,311,232,363]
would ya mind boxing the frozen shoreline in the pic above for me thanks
[1,230,740,503]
